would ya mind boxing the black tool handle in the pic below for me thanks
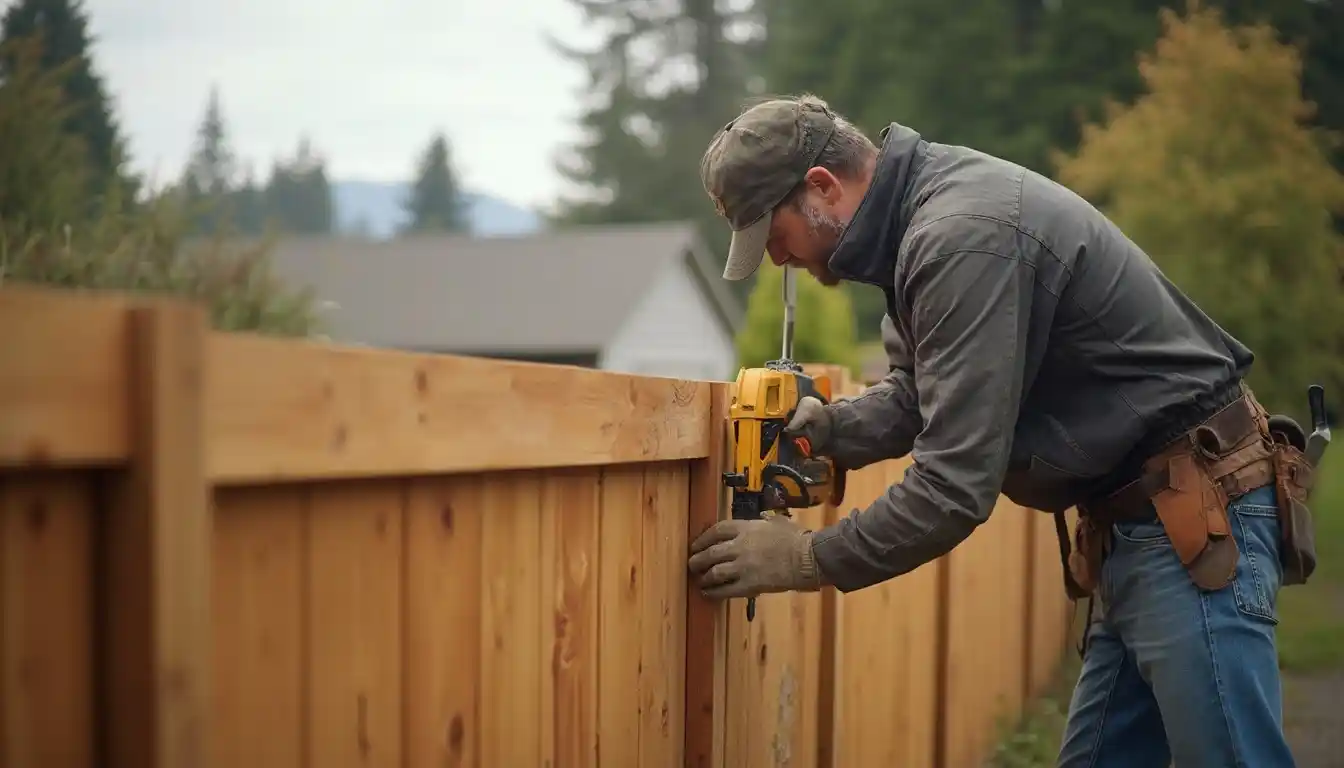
[1309,384,1327,432]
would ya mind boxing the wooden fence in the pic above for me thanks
[0,285,1076,768]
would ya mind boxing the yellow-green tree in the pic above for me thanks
[735,262,861,376]
[1054,2,1344,417]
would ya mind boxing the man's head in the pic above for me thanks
[700,94,878,285]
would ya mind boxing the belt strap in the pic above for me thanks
[1083,391,1266,520]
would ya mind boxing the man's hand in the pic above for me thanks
[785,396,833,455]
[687,514,823,599]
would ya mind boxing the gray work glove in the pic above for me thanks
[687,514,823,599]
[785,396,834,456]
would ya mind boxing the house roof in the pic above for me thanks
[262,222,745,354]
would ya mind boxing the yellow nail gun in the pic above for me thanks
[721,265,847,621]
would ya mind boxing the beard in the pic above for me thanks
[799,203,847,286]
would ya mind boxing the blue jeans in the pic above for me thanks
[1057,483,1296,767]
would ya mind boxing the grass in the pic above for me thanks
[988,451,1343,765]
[1275,452,1344,672]
[987,653,1083,768]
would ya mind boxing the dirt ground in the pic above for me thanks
[1284,669,1344,767]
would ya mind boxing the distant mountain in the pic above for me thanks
[331,180,543,239]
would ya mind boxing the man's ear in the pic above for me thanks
[802,166,843,205]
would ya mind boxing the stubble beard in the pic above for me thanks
[800,204,847,287]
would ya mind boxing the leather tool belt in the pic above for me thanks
[1056,385,1319,600]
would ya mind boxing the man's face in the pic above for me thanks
[762,167,868,286]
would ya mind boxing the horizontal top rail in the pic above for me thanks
[1,286,714,483]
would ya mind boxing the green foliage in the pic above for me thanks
[735,263,860,374]
[0,24,320,337]
[0,33,89,229]
[1054,3,1344,418]
[0,0,137,208]
[402,132,469,234]
[263,136,333,235]
[762,0,1344,343]
[549,0,766,299]
[0,194,321,336]
[176,88,332,237]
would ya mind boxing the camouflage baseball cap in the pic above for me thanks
[700,97,837,280]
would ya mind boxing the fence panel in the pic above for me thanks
[0,470,98,768]
[831,458,942,768]
[0,285,1078,767]
[211,462,693,768]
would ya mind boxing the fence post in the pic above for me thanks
[99,299,212,768]
[685,382,729,767]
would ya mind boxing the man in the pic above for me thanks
[686,94,1312,767]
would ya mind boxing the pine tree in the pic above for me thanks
[0,32,88,228]
[1055,3,1344,417]
[179,85,238,235]
[0,0,135,211]
[182,85,235,197]
[551,0,764,279]
[264,136,333,234]
[402,131,468,234]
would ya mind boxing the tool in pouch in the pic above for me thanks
[1067,383,1330,601]
[720,265,847,621]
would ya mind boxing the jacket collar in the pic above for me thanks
[826,123,929,287]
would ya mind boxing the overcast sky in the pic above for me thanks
[86,0,600,212]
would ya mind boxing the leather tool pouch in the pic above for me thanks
[1054,390,1318,599]
[1138,394,1274,592]
[1270,437,1317,585]
[1150,449,1237,590]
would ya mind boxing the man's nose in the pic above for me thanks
[768,249,788,266]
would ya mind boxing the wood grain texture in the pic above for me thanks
[831,458,940,768]
[0,287,130,470]
[212,486,305,768]
[942,493,1032,768]
[684,383,729,768]
[102,302,213,768]
[306,480,404,768]
[0,283,1087,768]
[597,465,646,765]
[404,475,485,768]
[540,468,602,768]
[207,333,712,483]
[0,472,96,768]
[0,287,712,478]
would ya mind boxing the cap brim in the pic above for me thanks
[722,212,772,281]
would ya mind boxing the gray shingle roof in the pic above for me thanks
[264,221,743,353]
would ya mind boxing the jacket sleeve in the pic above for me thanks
[811,233,1039,592]
[825,315,922,470]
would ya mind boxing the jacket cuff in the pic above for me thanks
[795,532,824,591]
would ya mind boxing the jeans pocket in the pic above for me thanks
[1230,500,1282,624]
[1111,519,1169,547]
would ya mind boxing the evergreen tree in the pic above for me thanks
[0,0,135,211]
[263,136,332,234]
[402,131,468,234]
[0,32,88,229]
[179,85,238,235]
[1055,3,1344,418]
[231,163,266,235]
[551,0,764,286]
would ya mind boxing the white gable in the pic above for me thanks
[599,253,737,382]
